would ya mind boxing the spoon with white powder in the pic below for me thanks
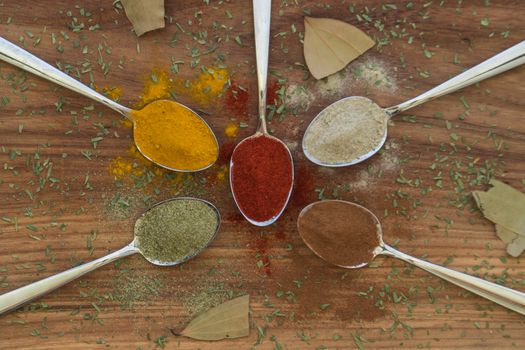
[302,41,525,167]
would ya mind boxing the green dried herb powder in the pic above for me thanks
[134,199,219,263]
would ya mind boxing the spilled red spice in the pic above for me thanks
[266,80,280,105]
[230,135,293,223]
[226,81,249,117]
[217,141,235,166]
[253,235,272,276]
[291,163,315,208]
[274,230,286,240]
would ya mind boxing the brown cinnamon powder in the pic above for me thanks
[297,200,379,267]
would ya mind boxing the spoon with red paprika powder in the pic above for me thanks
[229,0,294,226]
[297,200,525,315]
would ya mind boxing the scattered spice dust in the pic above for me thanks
[266,80,280,105]
[224,122,239,138]
[174,67,229,105]
[107,145,190,192]
[226,81,249,117]
[108,155,145,179]
[253,234,272,277]
[136,70,172,109]
[353,58,397,93]
[265,245,386,323]
[315,69,349,98]
[96,85,122,101]
[183,281,230,316]
[291,163,316,208]
[285,84,316,113]
[112,270,164,310]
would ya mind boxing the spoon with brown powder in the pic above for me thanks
[297,200,525,315]
[302,40,525,167]
[0,197,220,315]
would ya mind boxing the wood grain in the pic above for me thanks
[0,1,524,349]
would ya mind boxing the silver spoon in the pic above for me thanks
[298,200,525,315]
[0,197,220,316]
[0,37,219,172]
[302,40,525,167]
[229,0,294,226]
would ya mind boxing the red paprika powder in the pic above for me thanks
[230,134,293,223]
[226,81,249,117]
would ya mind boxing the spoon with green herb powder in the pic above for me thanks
[0,198,220,315]
[302,40,525,167]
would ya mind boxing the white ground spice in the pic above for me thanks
[353,58,397,93]
[302,96,389,165]
[315,69,350,98]
[285,84,315,113]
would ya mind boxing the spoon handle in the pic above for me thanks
[0,243,136,316]
[0,36,132,119]
[385,40,525,116]
[381,244,525,315]
[252,0,271,134]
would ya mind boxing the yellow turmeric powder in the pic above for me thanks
[224,122,239,138]
[95,85,122,101]
[108,156,144,178]
[132,100,218,171]
[190,67,229,97]
[172,67,229,105]
[137,70,172,108]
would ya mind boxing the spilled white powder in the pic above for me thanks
[315,69,350,98]
[353,59,397,93]
[302,96,389,165]
[285,84,315,112]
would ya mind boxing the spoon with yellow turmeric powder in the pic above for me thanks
[0,37,219,172]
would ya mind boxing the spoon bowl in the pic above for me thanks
[302,96,388,167]
[0,37,219,172]
[297,200,525,315]
[134,197,221,266]
[229,0,294,226]
[0,197,221,315]
[132,100,219,173]
[230,132,294,226]
[302,41,525,167]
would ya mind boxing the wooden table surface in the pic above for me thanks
[0,0,524,349]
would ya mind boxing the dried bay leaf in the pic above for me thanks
[472,179,525,257]
[180,295,249,341]
[303,16,375,80]
[496,225,525,257]
[120,0,165,36]
[472,179,525,236]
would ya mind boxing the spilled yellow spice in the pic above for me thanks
[132,100,218,171]
[104,86,123,101]
[108,67,228,179]
[215,165,228,182]
[96,85,123,101]
[175,67,229,104]
[108,156,144,178]
[137,70,172,108]
[224,122,239,138]
[109,145,190,190]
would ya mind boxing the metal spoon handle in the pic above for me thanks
[381,244,525,315]
[253,0,271,134]
[385,41,525,116]
[0,243,137,315]
[0,36,132,119]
